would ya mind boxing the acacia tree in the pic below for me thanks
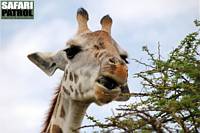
[81,20,200,133]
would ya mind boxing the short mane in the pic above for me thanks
[41,85,61,133]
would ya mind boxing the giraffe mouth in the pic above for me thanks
[96,75,120,90]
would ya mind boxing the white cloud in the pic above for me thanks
[0,103,46,133]
[86,0,197,24]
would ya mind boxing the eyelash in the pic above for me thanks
[64,46,82,59]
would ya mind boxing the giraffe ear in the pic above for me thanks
[115,84,130,101]
[27,51,67,76]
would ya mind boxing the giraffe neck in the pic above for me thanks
[48,89,90,133]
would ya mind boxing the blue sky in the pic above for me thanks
[0,0,199,132]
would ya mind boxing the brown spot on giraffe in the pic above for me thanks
[98,51,106,59]
[94,45,100,50]
[63,86,70,95]
[74,73,79,83]
[98,37,105,48]
[94,43,105,50]
[69,72,73,81]
[60,105,65,118]
[79,89,84,96]
[64,70,68,81]
[70,85,74,92]
[52,125,63,133]
[94,52,98,58]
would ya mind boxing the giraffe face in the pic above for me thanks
[61,31,129,104]
[28,8,130,105]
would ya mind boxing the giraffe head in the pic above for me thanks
[28,8,130,105]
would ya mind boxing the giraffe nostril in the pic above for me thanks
[108,57,118,64]
[108,57,126,66]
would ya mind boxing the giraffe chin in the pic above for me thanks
[94,83,121,105]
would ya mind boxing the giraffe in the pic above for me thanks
[28,8,130,133]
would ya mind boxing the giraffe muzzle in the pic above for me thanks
[94,65,129,104]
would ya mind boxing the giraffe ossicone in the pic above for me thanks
[28,8,130,133]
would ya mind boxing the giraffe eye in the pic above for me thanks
[64,46,82,59]
[120,55,129,64]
